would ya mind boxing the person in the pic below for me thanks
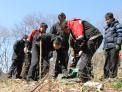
[103,12,122,79]
[27,33,63,81]
[8,35,28,79]
[64,18,103,82]
[25,22,48,51]
[21,23,48,79]
[50,12,70,77]
[50,12,66,35]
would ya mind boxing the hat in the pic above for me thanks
[53,36,62,45]
[105,12,114,19]
[58,12,66,19]
[22,35,28,39]
[40,23,48,28]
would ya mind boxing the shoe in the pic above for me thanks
[27,81,37,86]
[16,76,22,79]
[62,68,79,79]
[26,78,34,83]
[7,75,12,78]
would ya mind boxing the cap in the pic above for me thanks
[53,36,62,45]
[58,12,66,19]
[22,35,28,39]
[105,12,114,19]
[40,23,48,28]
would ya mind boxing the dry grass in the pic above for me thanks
[0,52,122,92]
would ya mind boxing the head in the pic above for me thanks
[105,12,114,25]
[58,12,66,23]
[39,23,48,33]
[53,37,62,50]
[22,35,28,41]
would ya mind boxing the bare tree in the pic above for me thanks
[0,26,12,72]
[12,13,57,39]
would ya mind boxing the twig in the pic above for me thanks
[30,73,49,92]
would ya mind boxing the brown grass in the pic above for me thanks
[0,52,122,92]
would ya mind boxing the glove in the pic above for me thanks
[24,47,31,54]
[24,47,28,53]
[75,37,84,45]
[25,40,32,51]
[116,44,121,51]
[74,37,86,50]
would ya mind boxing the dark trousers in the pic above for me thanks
[20,53,31,79]
[49,49,69,77]
[104,48,119,78]
[78,35,103,82]
[8,59,24,78]
[57,49,69,69]
[27,44,49,80]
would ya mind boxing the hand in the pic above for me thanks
[24,47,28,53]
[75,37,83,45]
[75,37,85,50]
[102,49,106,55]
[116,44,121,51]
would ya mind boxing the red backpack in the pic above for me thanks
[28,29,39,42]
[67,18,84,39]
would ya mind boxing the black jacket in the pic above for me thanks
[33,33,56,57]
[70,21,102,49]
[83,21,101,40]
[50,22,70,50]
[12,39,25,60]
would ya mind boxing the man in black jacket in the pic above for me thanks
[27,33,63,81]
[50,12,70,77]
[8,35,28,79]
[64,19,103,82]
[21,23,48,79]
[50,12,66,35]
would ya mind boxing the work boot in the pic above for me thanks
[7,75,12,78]
[62,68,79,79]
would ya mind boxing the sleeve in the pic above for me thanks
[116,23,122,44]
[69,34,75,48]
[25,40,32,50]
[27,30,36,42]
[83,21,97,31]
[13,41,20,54]
[35,33,52,44]
[103,33,106,50]
[50,24,56,34]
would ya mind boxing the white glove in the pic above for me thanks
[24,47,28,53]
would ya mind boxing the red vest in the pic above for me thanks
[67,18,84,39]
[28,29,39,42]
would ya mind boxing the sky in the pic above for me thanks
[0,0,122,28]
[0,0,122,71]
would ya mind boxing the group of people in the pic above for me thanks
[8,12,122,83]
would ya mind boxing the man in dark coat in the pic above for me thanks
[8,35,28,79]
[50,12,70,77]
[64,18,103,82]
[27,33,63,81]
[20,23,48,79]
[103,12,122,79]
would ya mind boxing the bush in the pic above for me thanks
[112,80,122,89]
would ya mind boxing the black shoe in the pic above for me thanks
[16,76,22,79]
[81,78,91,83]
[26,77,34,82]
[7,75,12,78]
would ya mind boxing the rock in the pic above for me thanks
[83,81,104,92]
